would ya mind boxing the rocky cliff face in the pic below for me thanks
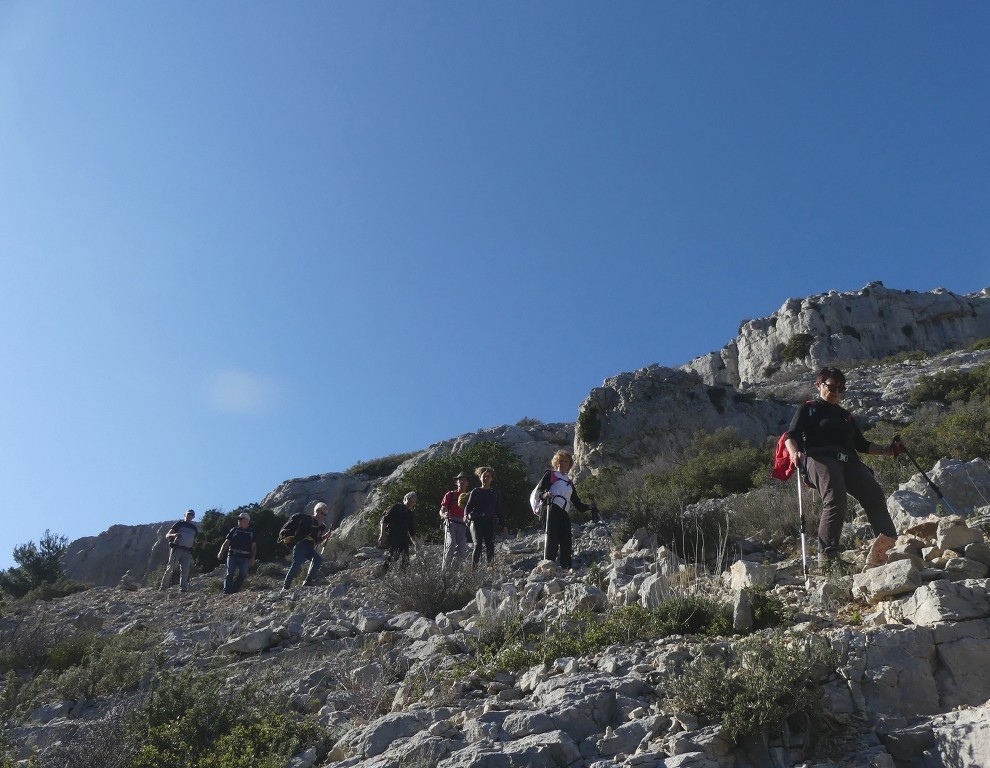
[261,472,374,529]
[683,282,990,388]
[63,523,174,587]
[572,366,792,478]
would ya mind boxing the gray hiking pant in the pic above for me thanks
[161,547,192,591]
[805,455,896,559]
[442,518,468,569]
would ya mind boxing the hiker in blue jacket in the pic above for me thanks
[535,450,594,570]
[218,512,256,594]
[784,367,903,569]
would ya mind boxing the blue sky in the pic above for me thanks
[1,2,988,570]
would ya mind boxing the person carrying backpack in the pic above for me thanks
[218,512,256,594]
[534,450,595,570]
[282,502,332,589]
[783,367,905,569]
[159,509,198,593]
[379,492,418,568]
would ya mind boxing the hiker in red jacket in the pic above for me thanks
[784,367,903,569]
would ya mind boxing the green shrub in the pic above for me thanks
[970,337,990,351]
[663,632,836,744]
[126,667,329,768]
[780,333,814,363]
[866,399,990,489]
[577,403,602,443]
[875,350,929,365]
[368,441,532,541]
[54,630,162,701]
[746,588,794,630]
[478,600,732,673]
[345,451,421,478]
[609,429,769,562]
[515,417,543,428]
[908,362,990,406]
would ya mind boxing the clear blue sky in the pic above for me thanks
[2,2,988,570]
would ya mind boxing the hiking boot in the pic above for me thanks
[864,534,897,570]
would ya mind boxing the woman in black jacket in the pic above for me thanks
[784,367,902,568]
[464,466,504,567]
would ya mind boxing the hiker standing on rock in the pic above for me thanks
[440,472,471,569]
[218,512,256,594]
[282,502,332,589]
[535,450,595,571]
[784,367,904,569]
[379,492,418,568]
[464,466,504,567]
[160,509,198,593]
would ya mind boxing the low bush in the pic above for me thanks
[909,362,990,406]
[345,451,421,479]
[477,599,733,673]
[54,630,162,701]
[663,632,836,745]
[374,544,488,616]
[125,666,329,768]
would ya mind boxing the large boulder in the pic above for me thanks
[888,458,990,531]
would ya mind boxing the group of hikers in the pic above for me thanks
[159,366,910,594]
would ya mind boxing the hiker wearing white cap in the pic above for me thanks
[217,512,256,594]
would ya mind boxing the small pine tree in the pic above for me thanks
[0,530,69,598]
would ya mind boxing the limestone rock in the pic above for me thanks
[63,523,173,588]
[682,283,990,388]
[852,559,922,603]
[260,471,372,528]
[573,366,791,476]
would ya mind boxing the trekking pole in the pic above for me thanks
[796,460,810,587]
[892,436,961,516]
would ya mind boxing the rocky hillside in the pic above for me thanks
[61,283,989,587]
[6,455,990,767]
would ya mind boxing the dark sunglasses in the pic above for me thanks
[823,382,845,393]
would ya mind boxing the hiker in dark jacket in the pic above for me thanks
[218,512,256,594]
[464,466,504,567]
[784,367,903,568]
[283,502,332,589]
[535,450,594,570]
[380,492,417,568]
[160,509,198,593]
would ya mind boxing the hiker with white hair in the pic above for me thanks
[282,502,332,589]
[379,491,418,568]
